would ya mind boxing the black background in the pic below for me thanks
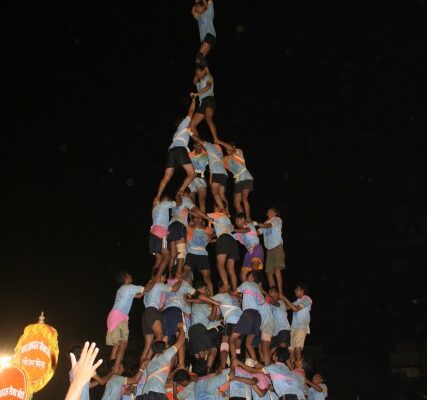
[2,1,426,399]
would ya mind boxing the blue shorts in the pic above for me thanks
[234,309,261,336]
[161,306,182,343]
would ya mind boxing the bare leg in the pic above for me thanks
[274,267,284,294]
[267,272,275,289]
[168,242,177,276]
[233,192,243,214]
[211,182,224,209]
[241,189,251,221]
[110,345,118,360]
[198,42,211,57]
[229,332,240,361]
[289,348,296,365]
[225,258,238,291]
[198,186,207,213]
[113,340,127,372]
[261,340,271,366]
[207,347,217,370]
[245,335,257,362]
[141,334,153,362]
[178,163,195,194]
[155,167,174,203]
[154,253,162,269]
[201,269,213,296]
[295,347,302,362]
[157,249,170,277]
[177,337,186,369]
[219,184,228,210]
[216,253,228,289]
[240,268,249,283]
[189,191,196,204]
[205,108,218,142]
[190,113,205,136]
[220,337,229,369]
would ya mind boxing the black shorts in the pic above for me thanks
[196,95,216,114]
[234,179,254,194]
[168,221,187,242]
[161,307,182,343]
[216,234,240,260]
[189,324,215,354]
[234,309,261,336]
[230,398,246,400]
[185,253,210,271]
[166,147,191,169]
[203,33,216,48]
[141,392,167,400]
[211,173,227,187]
[270,329,291,348]
[149,233,167,255]
[224,322,236,337]
[280,395,298,400]
[142,307,162,336]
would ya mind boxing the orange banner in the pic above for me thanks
[0,365,30,400]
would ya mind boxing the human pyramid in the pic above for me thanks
[67,2,328,400]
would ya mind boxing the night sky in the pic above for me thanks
[2,1,426,399]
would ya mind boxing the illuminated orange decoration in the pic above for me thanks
[0,365,30,400]
[13,312,59,393]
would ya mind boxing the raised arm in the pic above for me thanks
[214,139,236,153]
[253,221,273,229]
[252,383,268,397]
[191,79,212,99]
[188,205,214,222]
[279,294,301,312]
[233,360,263,375]
[306,379,325,392]
[208,304,219,321]
[126,362,147,385]
[175,323,186,350]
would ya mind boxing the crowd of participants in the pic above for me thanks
[66,1,328,399]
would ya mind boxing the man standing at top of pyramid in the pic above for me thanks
[191,0,216,67]
[153,98,196,206]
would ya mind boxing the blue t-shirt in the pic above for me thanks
[177,382,196,400]
[263,363,297,396]
[195,1,216,42]
[164,281,196,310]
[187,227,210,256]
[144,282,170,310]
[229,368,252,398]
[308,384,328,400]
[111,284,144,315]
[169,116,191,150]
[189,150,209,173]
[211,293,242,324]
[194,370,229,400]
[272,300,291,335]
[291,295,312,333]
[235,223,259,250]
[151,201,176,229]
[169,197,196,227]
[101,375,127,400]
[204,142,227,175]
[224,149,253,182]
[261,217,283,250]
[292,372,307,400]
[208,212,233,238]
[142,346,177,394]
[197,74,214,100]
[237,281,264,311]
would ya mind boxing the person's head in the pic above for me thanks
[152,267,166,283]
[193,142,203,155]
[68,344,83,362]
[192,215,203,227]
[194,280,208,295]
[151,340,166,356]
[173,369,191,387]
[224,141,236,156]
[194,1,207,15]
[295,283,308,298]
[269,286,279,301]
[234,212,246,228]
[213,204,228,215]
[247,270,262,284]
[160,193,171,202]
[116,270,132,285]
[192,359,208,377]
[312,373,325,384]
[195,65,207,79]
[273,347,290,364]
[267,207,280,219]
[294,359,304,369]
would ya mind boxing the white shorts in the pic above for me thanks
[189,177,207,193]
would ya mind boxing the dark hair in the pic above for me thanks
[192,359,208,377]
[195,65,206,72]
[248,270,262,284]
[276,347,290,363]
[235,212,246,220]
[151,340,166,355]
[170,264,178,279]
[269,286,278,293]
[116,270,128,285]
[194,280,207,290]
[269,207,281,217]
[68,344,83,360]
[174,369,190,384]
[296,282,309,295]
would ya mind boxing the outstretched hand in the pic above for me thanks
[66,342,102,400]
